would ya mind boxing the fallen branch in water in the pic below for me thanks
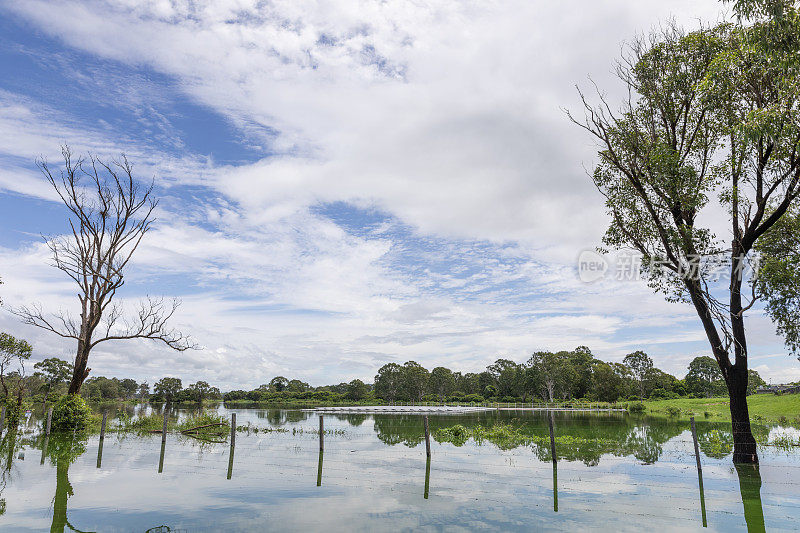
[180,422,227,434]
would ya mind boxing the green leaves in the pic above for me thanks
[755,207,800,357]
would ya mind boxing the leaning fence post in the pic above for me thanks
[423,415,431,458]
[548,411,557,464]
[319,415,324,452]
[46,407,53,436]
[690,416,708,527]
[690,416,702,474]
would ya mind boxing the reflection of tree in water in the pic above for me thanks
[262,409,311,426]
[45,435,91,533]
[283,410,310,424]
[696,422,770,460]
[373,415,426,447]
[735,464,765,533]
[420,414,687,466]
[0,428,23,516]
[331,414,368,427]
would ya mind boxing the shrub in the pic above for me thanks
[779,416,789,425]
[3,398,22,427]
[704,411,712,418]
[627,402,646,413]
[51,394,91,431]
[665,406,681,417]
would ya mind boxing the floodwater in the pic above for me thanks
[0,406,798,532]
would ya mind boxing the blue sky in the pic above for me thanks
[0,0,797,390]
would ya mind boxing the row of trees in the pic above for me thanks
[370,348,767,404]
[219,348,771,404]
[0,331,773,408]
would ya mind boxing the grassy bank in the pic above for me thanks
[642,393,800,423]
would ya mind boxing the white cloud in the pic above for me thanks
[2,0,799,388]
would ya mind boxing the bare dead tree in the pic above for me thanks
[13,146,195,394]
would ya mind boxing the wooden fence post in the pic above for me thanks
[46,407,53,436]
[690,416,708,527]
[161,409,168,445]
[227,413,236,480]
[690,416,702,474]
[548,411,557,464]
[40,435,49,465]
[158,408,168,473]
[99,412,107,442]
[319,415,324,452]
[423,415,431,458]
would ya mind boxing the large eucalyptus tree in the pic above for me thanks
[572,1,800,463]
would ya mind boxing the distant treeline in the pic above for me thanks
[221,347,774,404]
[8,347,783,406]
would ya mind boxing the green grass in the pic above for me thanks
[641,393,800,423]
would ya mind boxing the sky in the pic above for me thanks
[0,0,798,391]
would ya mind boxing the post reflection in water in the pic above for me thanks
[736,464,766,533]
[158,439,166,474]
[96,440,103,469]
[697,466,707,528]
[316,450,324,487]
[40,435,49,465]
[552,461,558,513]
[227,445,235,480]
[424,456,431,499]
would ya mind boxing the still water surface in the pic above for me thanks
[0,406,798,532]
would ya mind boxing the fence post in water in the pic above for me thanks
[227,413,236,480]
[158,408,168,473]
[99,412,107,442]
[423,415,431,458]
[319,415,324,452]
[40,435,49,465]
[161,408,168,445]
[690,416,708,527]
[690,416,702,474]
[548,411,557,464]
[46,407,53,436]
[97,408,108,467]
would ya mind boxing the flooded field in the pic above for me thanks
[0,407,798,532]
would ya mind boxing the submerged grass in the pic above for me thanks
[435,423,616,452]
[176,412,228,432]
